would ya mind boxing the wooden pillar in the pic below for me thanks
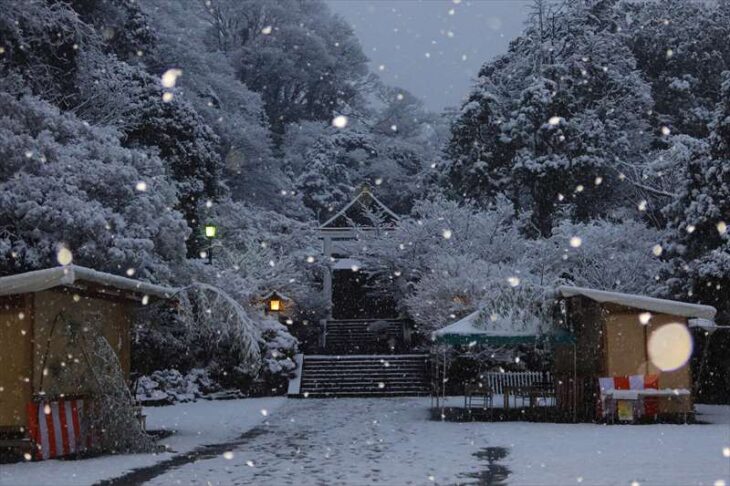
[323,235,333,319]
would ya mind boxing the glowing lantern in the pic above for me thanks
[205,224,217,238]
[269,299,281,312]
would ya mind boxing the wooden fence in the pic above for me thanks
[482,371,552,394]
[482,372,598,422]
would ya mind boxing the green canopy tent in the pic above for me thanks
[432,310,540,346]
[429,310,576,412]
[432,309,576,346]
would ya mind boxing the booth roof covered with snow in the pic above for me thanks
[554,285,716,417]
[0,265,176,434]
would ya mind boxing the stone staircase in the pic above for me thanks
[290,354,430,398]
[323,319,404,354]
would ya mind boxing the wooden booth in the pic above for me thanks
[0,265,176,448]
[554,286,716,422]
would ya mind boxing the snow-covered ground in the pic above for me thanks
[140,398,728,486]
[0,397,285,486]
[2,397,728,485]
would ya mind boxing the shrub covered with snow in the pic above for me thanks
[258,318,299,389]
[135,368,222,405]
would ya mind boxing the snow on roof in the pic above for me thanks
[0,265,178,300]
[320,186,399,229]
[260,289,292,302]
[332,258,364,270]
[557,285,716,320]
[432,310,536,338]
[688,318,726,331]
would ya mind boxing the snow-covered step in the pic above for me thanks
[323,319,406,354]
[297,390,428,398]
[291,354,430,398]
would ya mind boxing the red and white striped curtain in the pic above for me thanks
[26,398,90,460]
[598,375,659,417]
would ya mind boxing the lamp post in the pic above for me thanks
[204,223,217,264]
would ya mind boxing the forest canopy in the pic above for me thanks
[1,0,728,390]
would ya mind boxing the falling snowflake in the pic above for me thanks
[661,126,671,136]
[223,451,234,460]
[126,268,136,277]
[162,92,174,102]
[306,256,315,263]
[548,116,562,125]
[648,323,692,371]
[442,229,452,239]
[638,200,648,211]
[717,221,727,235]
[332,115,348,128]
[570,236,582,248]
[260,409,268,416]
[261,25,273,35]
[639,312,652,325]
[652,244,663,256]
[507,276,520,287]
[160,68,183,88]
[56,246,73,266]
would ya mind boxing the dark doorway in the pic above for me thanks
[331,269,397,319]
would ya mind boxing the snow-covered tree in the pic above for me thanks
[443,0,655,235]
[661,72,730,322]
[0,93,188,281]
[352,196,532,330]
[0,0,226,256]
[626,0,730,138]
[531,219,668,295]
[204,0,369,133]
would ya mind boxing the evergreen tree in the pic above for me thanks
[663,73,730,321]
[443,0,654,235]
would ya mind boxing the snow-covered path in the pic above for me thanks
[2,398,728,485]
[142,398,730,486]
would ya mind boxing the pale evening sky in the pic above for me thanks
[327,0,531,112]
